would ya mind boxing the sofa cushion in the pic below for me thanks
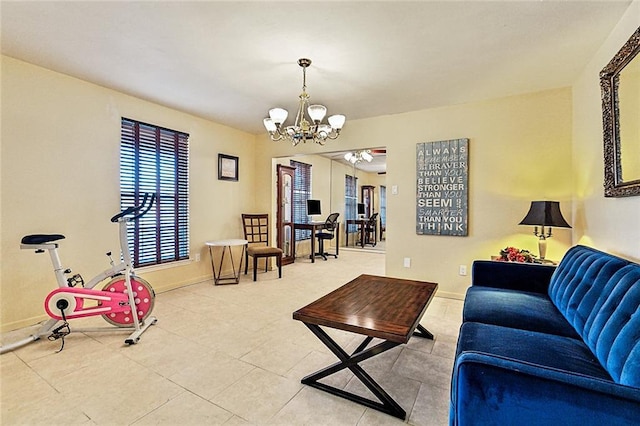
[587,265,640,387]
[548,246,640,387]
[463,286,580,338]
[456,322,611,381]
[548,245,627,336]
[471,260,555,294]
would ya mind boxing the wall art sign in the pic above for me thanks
[416,138,469,236]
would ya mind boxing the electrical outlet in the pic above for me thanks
[459,265,467,276]
[403,257,411,268]
[195,253,201,262]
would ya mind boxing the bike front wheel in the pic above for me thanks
[100,275,155,327]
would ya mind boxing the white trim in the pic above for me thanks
[436,290,465,301]
[135,258,193,274]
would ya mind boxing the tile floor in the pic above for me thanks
[1,249,463,425]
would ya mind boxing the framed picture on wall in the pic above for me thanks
[218,154,239,181]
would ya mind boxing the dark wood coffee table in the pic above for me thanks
[293,274,438,419]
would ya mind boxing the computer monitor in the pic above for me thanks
[307,199,322,216]
[357,203,365,215]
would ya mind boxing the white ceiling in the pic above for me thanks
[1,0,631,139]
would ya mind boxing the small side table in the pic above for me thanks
[206,239,248,285]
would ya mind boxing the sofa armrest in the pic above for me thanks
[471,260,555,294]
[451,352,640,426]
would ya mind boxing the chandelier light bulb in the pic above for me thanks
[307,104,327,122]
[318,124,331,138]
[344,150,373,165]
[263,118,277,132]
[269,108,288,125]
[361,151,373,162]
[328,114,346,130]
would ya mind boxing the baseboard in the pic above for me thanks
[1,314,49,333]
[435,290,465,301]
[152,274,212,294]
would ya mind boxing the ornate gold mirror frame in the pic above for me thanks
[600,26,640,197]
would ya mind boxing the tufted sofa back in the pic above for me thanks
[549,245,640,387]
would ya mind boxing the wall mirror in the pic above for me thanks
[600,26,640,197]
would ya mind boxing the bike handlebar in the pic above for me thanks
[110,193,156,223]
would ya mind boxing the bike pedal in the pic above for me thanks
[48,322,71,340]
[67,274,84,287]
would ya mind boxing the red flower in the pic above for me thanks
[498,247,536,263]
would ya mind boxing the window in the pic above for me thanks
[290,160,312,240]
[120,118,189,268]
[380,185,387,228]
[345,174,357,233]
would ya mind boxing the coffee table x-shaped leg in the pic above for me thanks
[301,323,434,420]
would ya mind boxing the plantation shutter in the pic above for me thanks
[380,185,387,228]
[345,174,358,232]
[120,118,189,267]
[290,160,312,240]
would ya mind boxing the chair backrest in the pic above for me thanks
[368,212,379,225]
[242,214,270,246]
[324,213,340,232]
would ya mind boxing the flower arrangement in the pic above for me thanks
[498,246,537,263]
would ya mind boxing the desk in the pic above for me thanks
[293,274,437,419]
[293,222,340,263]
[205,239,247,285]
[345,219,378,247]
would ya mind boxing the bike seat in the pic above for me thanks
[21,234,65,245]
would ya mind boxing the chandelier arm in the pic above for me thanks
[268,132,284,142]
[326,131,341,140]
[312,134,326,146]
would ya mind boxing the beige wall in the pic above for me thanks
[3,3,638,328]
[256,88,574,299]
[572,1,640,261]
[1,56,257,331]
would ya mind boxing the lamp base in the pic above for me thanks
[537,237,547,261]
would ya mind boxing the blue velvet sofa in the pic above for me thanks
[450,245,640,425]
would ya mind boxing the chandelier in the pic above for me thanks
[263,58,345,146]
[344,150,373,164]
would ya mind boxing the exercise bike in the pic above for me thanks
[1,194,158,354]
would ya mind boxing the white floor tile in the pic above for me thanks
[1,249,462,426]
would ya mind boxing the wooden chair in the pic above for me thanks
[363,213,379,247]
[315,213,340,260]
[241,214,283,281]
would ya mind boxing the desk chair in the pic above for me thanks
[315,213,340,261]
[241,214,283,281]
[363,213,379,247]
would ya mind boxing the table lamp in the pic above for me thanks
[519,201,571,262]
